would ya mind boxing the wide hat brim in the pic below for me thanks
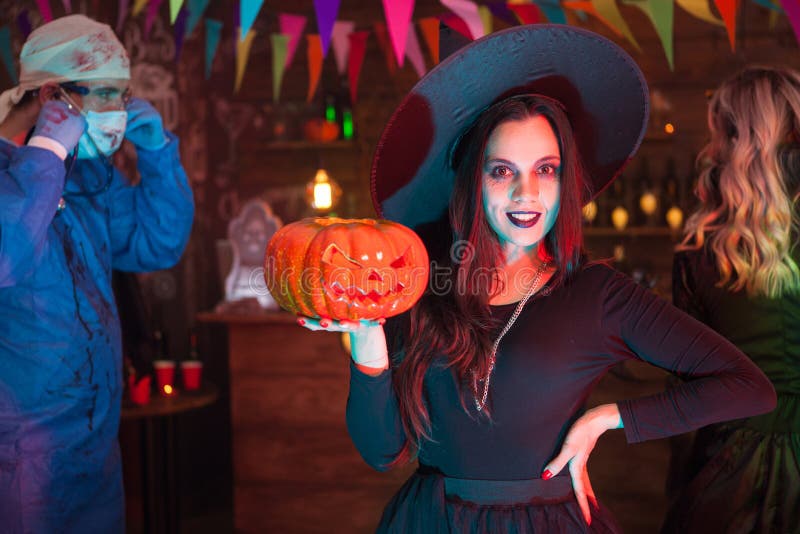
[370,24,649,229]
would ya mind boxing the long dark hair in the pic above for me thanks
[390,95,590,465]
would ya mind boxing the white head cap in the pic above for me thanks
[0,14,130,122]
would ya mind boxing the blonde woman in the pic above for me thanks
[663,66,800,533]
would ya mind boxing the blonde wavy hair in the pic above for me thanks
[678,66,800,298]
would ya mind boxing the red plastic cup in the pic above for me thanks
[181,360,203,391]
[153,360,176,395]
[128,375,151,405]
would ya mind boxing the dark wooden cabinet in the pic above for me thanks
[197,311,413,533]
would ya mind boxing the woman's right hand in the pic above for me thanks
[297,316,389,374]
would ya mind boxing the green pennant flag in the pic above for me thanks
[623,0,674,70]
[0,27,16,85]
[271,34,289,102]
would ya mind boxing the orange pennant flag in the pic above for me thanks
[306,34,323,102]
[714,0,739,51]
[418,17,439,65]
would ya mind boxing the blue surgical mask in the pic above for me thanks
[76,110,128,159]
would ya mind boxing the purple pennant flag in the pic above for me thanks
[61,0,72,13]
[116,0,130,33]
[487,1,519,26]
[314,0,341,56]
[145,0,166,40]
[17,10,32,39]
[174,7,188,61]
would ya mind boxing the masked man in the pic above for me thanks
[0,15,194,532]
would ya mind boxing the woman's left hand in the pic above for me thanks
[540,403,623,525]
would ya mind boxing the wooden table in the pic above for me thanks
[122,382,219,534]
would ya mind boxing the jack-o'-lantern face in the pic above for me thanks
[265,218,429,321]
[321,244,415,313]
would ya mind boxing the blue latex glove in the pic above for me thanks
[31,99,86,153]
[125,97,167,150]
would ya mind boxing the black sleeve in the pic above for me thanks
[600,269,776,443]
[344,314,409,471]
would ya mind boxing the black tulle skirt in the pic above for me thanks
[661,393,800,534]
[375,466,623,533]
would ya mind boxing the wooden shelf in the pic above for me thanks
[258,140,357,150]
[584,226,677,237]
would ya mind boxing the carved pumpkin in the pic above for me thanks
[265,218,429,321]
[303,118,340,143]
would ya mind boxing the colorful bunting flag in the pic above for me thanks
[174,7,188,60]
[117,0,131,33]
[145,0,165,39]
[478,5,493,35]
[563,0,641,51]
[714,0,739,51]
[752,0,782,10]
[133,0,149,17]
[36,0,53,23]
[314,0,341,56]
[534,0,568,24]
[405,24,426,79]
[780,0,800,46]
[16,10,32,39]
[487,1,520,26]
[0,26,17,85]
[675,0,725,26]
[373,21,398,74]
[347,31,369,104]
[204,18,222,79]
[62,0,72,13]
[170,0,184,24]
[235,28,256,93]
[418,17,440,65]
[509,3,542,24]
[185,0,211,37]
[306,34,323,102]
[382,0,415,68]
[331,21,355,75]
[278,14,306,69]
[623,0,674,69]
[271,34,289,102]
[441,0,486,40]
[439,13,474,40]
[240,0,264,41]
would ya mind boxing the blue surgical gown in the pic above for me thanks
[0,132,194,533]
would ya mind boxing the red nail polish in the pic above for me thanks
[378,318,386,325]
[297,318,305,326]
[320,319,330,328]
[542,469,553,480]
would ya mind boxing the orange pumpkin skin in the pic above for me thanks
[303,118,340,142]
[265,218,429,321]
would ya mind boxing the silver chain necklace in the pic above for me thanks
[472,261,549,412]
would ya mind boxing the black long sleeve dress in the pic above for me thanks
[661,249,800,534]
[346,263,776,533]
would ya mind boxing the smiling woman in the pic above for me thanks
[295,24,777,533]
